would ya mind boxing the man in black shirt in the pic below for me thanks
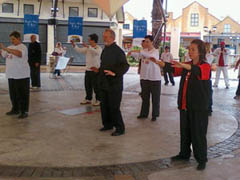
[28,35,42,89]
[95,29,129,136]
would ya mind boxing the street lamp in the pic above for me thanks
[204,26,217,42]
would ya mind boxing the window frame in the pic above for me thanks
[190,13,199,27]
[2,3,14,13]
[224,24,231,33]
[24,4,34,15]
[88,8,98,18]
[69,7,79,17]
[123,24,130,30]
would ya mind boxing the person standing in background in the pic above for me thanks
[0,31,30,119]
[234,58,240,100]
[28,35,42,89]
[71,34,102,106]
[213,41,230,89]
[52,42,66,77]
[161,46,175,86]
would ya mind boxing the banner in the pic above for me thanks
[132,20,147,47]
[68,17,83,43]
[24,14,39,42]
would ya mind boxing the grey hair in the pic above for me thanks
[104,29,115,39]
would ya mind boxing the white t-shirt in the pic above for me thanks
[139,48,161,81]
[74,45,102,71]
[1,43,30,79]
[161,52,173,63]
[206,53,214,65]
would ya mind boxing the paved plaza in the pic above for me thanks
[0,67,240,180]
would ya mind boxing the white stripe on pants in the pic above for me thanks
[214,66,229,87]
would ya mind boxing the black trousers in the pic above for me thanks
[8,78,30,113]
[236,79,240,96]
[100,89,125,132]
[85,71,100,101]
[208,80,213,112]
[179,110,208,163]
[53,69,61,76]
[163,63,174,84]
[30,64,41,87]
[140,80,161,118]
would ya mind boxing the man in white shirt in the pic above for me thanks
[213,41,230,89]
[128,35,162,121]
[0,31,30,119]
[161,46,175,85]
[71,34,102,106]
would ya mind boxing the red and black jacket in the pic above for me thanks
[168,61,211,111]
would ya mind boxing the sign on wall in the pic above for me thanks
[68,17,83,43]
[24,14,39,42]
[132,20,147,47]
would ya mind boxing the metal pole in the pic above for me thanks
[53,0,58,45]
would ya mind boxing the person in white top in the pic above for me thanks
[128,35,162,121]
[52,42,67,77]
[213,41,230,88]
[71,33,102,106]
[161,46,175,85]
[0,31,30,119]
[205,42,215,116]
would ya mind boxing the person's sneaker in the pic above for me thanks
[164,82,169,86]
[92,100,100,106]
[6,110,19,115]
[18,112,28,119]
[80,99,91,105]
[151,117,157,121]
[213,85,218,88]
[226,86,229,89]
[197,162,206,171]
[171,155,190,161]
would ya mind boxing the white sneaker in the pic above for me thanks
[80,99,91,105]
[92,100,100,106]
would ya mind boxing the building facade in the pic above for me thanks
[166,1,240,55]
[0,0,124,65]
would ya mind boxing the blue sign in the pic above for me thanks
[24,14,39,35]
[68,17,83,36]
[133,20,147,38]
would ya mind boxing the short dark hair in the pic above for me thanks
[9,31,21,39]
[89,33,98,43]
[144,35,154,42]
[191,39,206,62]
[165,46,170,49]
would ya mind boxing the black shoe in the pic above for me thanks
[151,117,157,121]
[137,115,147,119]
[18,112,28,119]
[111,131,125,136]
[6,110,19,115]
[99,127,113,131]
[171,155,190,161]
[197,162,206,171]
[172,83,175,86]
[164,82,169,86]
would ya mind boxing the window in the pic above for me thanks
[123,24,130,29]
[224,24,231,33]
[69,7,79,17]
[190,13,199,27]
[24,4,34,14]
[2,3,14,13]
[88,8,98,17]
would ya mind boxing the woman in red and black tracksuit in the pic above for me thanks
[152,39,211,170]
[171,39,210,171]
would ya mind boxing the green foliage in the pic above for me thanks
[179,46,187,62]
[127,55,139,67]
